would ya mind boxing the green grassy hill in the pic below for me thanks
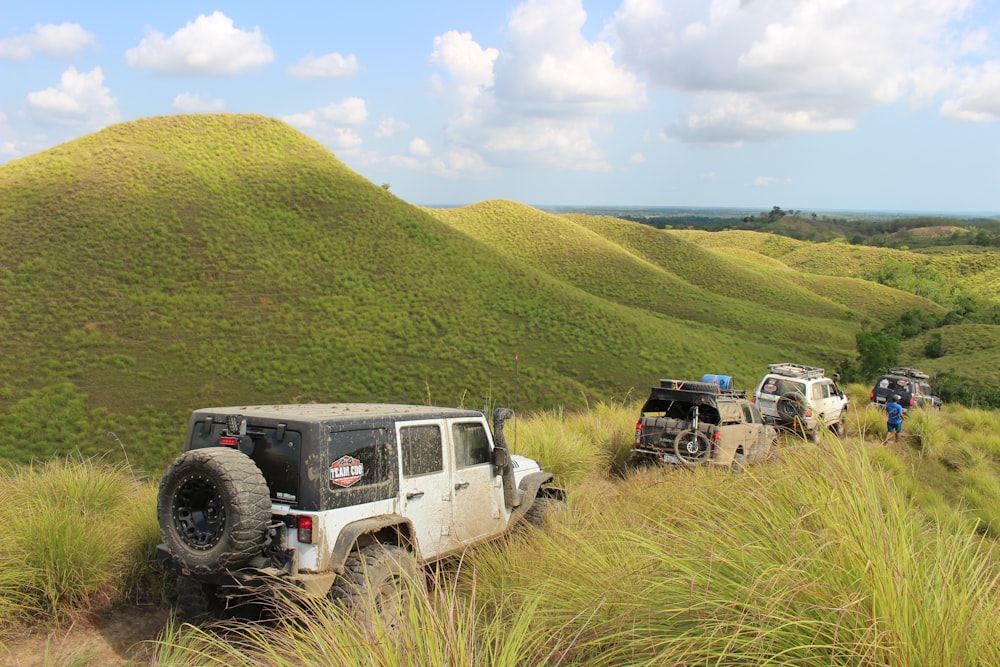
[432,203,859,349]
[0,114,993,472]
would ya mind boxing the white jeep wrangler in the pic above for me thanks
[752,363,848,442]
[156,404,563,621]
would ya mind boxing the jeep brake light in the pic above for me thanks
[908,398,915,407]
[634,420,642,446]
[219,436,240,447]
[869,391,874,401]
[297,515,313,544]
[711,431,721,458]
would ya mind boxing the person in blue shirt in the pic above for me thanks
[885,394,906,443]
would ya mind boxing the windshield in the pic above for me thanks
[760,377,805,396]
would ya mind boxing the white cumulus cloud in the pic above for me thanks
[0,23,94,61]
[375,117,409,138]
[610,0,986,143]
[172,92,225,112]
[26,66,119,127]
[409,138,432,156]
[429,0,644,173]
[126,11,274,75]
[288,52,360,78]
[940,62,1000,122]
[495,0,646,114]
[430,31,498,103]
[430,146,495,178]
[283,98,368,150]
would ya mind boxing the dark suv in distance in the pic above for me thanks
[870,367,941,409]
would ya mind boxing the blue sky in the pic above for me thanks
[2,0,1000,213]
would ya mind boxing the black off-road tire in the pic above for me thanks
[328,544,421,632]
[158,447,271,576]
[174,573,223,623]
[831,415,846,437]
[523,496,567,528]
[673,429,712,465]
[731,452,747,473]
[777,392,808,422]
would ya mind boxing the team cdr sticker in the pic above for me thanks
[330,455,364,488]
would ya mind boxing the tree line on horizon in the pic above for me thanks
[618,205,1000,248]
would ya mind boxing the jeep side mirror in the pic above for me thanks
[492,446,509,469]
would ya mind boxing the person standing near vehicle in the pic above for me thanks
[885,394,906,443]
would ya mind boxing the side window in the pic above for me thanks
[741,403,756,424]
[328,428,391,491]
[401,424,443,477]
[452,421,492,468]
[322,426,398,510]
[810,383,823,401]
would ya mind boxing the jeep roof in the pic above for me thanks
[191,403,482,423]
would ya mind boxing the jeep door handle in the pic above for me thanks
[454,481,470,490]
[405,490,425,500]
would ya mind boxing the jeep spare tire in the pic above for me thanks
[158,447,271,575]
[777,392,808,421]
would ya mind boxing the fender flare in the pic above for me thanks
[510,472,564,525]
[329,515,417,572]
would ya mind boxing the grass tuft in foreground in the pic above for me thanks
[0,458,159,632]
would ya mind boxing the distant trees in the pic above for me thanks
[855,330,901,381]
[924,331,944,359]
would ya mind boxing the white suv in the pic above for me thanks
[156,404,564,622]
[753,363,848,442]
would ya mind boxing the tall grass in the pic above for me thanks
[0,458,160,632]
[509,400,637,484]
[465,440,1000,665]
[152,566,561,666]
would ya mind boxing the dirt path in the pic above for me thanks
[0,604,172,667]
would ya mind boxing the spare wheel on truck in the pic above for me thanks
[776,392,808,422]
[157,447,271,576]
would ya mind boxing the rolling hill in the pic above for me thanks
[0,113,993,472]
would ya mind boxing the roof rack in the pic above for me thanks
[887,367,929,380]
[658,379,721,394]
[767,363,825,380]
